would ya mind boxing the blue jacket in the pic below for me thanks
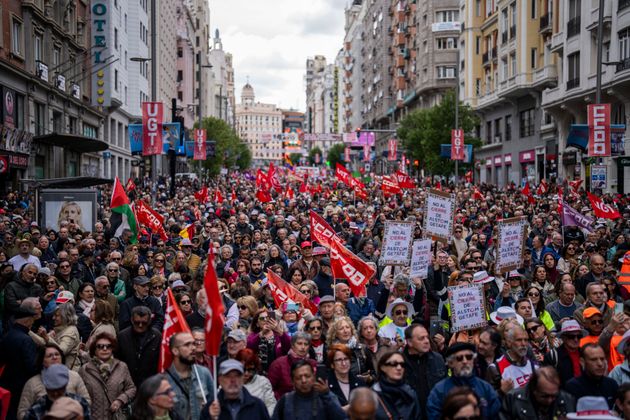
[427,376,500,420]
[346,297,375,325]
[166,364,215,420]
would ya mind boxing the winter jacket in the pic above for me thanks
[372,380,422,420]
[542,345,580,387]
[565,373,619,409]
[403,349,447,419]
[118,294,164,331]
[346,297,376,325]
[609,360,630,385]
[3,278,43,316]
[49,325,81,371]
[200,387,270,420]
[268,353,317,400]
[244,374,277,415]
[545,299,583,327]
[499,385,575,420]
[427,375,501,420]
[166,364,215,420]
[116,326,161,386]
[79,358,136,420]
[327,371,365,407]
[272,390,345,420]
[17,370,90,420]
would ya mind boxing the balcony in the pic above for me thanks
[532,65,558,89]
[482,52,489,64]
[501,31,508,44]
[539,13,552,33]
[617,58,630,73]
[566,77,580,90]
[567,16,581,38]
[621,0,630,11]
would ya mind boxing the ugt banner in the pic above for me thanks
[451,129,465,161]
[588,104,611,157]
[193,129,207,160]
[388,139,397,161]
[142,102,163,156]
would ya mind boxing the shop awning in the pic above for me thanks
[33,133,109,154]
[21,177,113,189]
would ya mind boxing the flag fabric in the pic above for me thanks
[159,288,191,372]
[335,163,352,185]
[561,200,594,231]
[125,178,136,193]
[299,182,307,194]
[435,181,442,191]
[256,190,273,203]
[109,177,138,243]
[310,210,344,249]
[230,189,237,203]
[464,170,473,184]
[382,175,402,196]
[286,187,295,200]
[214,189,224,203]
[204,252,225,356]
[266,269,318,315]
[268,163,282,192]
[557,187,564,216]
[587,192,621,219]
[569,179,583,196]
[473,188,484,201]
[330,240,375,297]
[179,224,196,240]
[194,186,209,203]
[522,183,535,205]
[536,180,548,196]
[354,187,368,200]
[135,200,168,240]
[256,169,272,190]
[394,171,416,189]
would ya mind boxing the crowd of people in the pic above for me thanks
[1,170,630,420]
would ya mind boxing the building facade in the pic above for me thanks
[208,30,235,125]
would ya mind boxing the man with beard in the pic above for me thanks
[9,238,41,271]
[166,331,215,420]
[490,325,536,393]
[427,343,500,419]
[248,256,266,284]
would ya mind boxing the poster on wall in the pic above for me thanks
[495,216,528,274]
[591,165,607,190]
[40,189,98,232]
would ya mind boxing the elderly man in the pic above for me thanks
[94,275,120,323]
[576,254,607,298]
[116,306,161,387]
[543,320,584,387]
[118,276,164,331]
[4,263,42,317]
[427,343,501,419]
[490,326,536,393]
[546,282,582,328]
[378,298,414,346]
[202,360,269,420]
[9,238,41,271]
[574,283,613,326]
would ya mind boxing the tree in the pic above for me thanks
[288,153,303,166]
[308,146,323,165]
[397,90,480,176]
[327,143,346,169]
[192,117,251,176]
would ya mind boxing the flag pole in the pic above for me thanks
[212,355,218,400]
[194,364,208,405]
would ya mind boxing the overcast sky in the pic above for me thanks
[210,0,346,112]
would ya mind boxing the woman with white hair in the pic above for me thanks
[39,302,81,371]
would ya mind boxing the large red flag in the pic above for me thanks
[330,240,375,297]
[335,163,351,185]
[204,252,225,356]
[266,269,318,315]
[194,186,209,203]
[522,183,535,204]
[310,210,344,249]
[587,192,621,219]
[125,178,136,193]
[214,189,224,203]
[256,169,272,190]
[394,171,416,189]
[382,175,402,196]
[159,288,191,372]
[354,187,368,200]
[268,163,282,192]
[536,180,548,196]
[256,190,273,203]
[569,179,583,195]
[135,200,168,240]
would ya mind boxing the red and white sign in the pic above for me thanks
[335,163,351,185]
[388,139,397,161]
[344,147,350,162]
[267,269,317,314]
[394,171,416,189]
[451,129,465,161]
[310,210,344,249]
[382,175,402,196]
[135,200,168,240]
[330,240,375,297]
[587,192,620,219]
[142,102,163,156]
[588,104,611,157]
[193,129,206,160]
[158,289,191,372]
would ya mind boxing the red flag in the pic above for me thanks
[193,129,207,160]
[111,177,131,208]
[536,180,548,196]
[473,187,484,201]
[214,189,224,203]
[135,200,168,240]
[310,210,344,249]
[521,183,535,205]
[335,163,351,185]
[587,192,621,219]
[256,190,273,203]
[194,186,209,203]
[464,171,473,184]
[125,178,136,193]
[256,169,272,190]
[435,181,442,191]
[387,139,397,161]
[569,179,583,195]
[588,104,611,157]
[394,171,416,189]
[266,269,318,315]
[286,188,295,200]
[557,187,564,215]
[204,252,225,356]
[268,163,282,192]
[354,187,368,200]
[299,182,307,193]
[382,175,402,196]
[142,102,163,156]
[230,189,237,203]
[159,288,191,372]
[330,240,375,297]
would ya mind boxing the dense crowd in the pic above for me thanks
[1,170,630,420]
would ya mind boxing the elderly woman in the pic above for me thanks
[80,332,136,419]
[149,275,167,308]
[264,244,288,273]
[105,262,127,303]
[326,344,367,408]
[236,295,258,330]
[372,350,421,420]
[326,316,374,382]
[40,302,81,371]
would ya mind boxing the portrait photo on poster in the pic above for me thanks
[40,189,98,232]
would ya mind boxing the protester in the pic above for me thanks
[116,306,161,387]
[235,349,277,415]
[371,350,421,420]
[130,374,183,420]
[565,344,619,408]
[268,331,316,399]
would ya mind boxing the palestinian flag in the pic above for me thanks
[109,177,138,243]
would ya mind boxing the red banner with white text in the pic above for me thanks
[330,240,375,297]
[588,104,611,157]
[451,129,465,161]
[142,102,163,156]
[193,129,207,160]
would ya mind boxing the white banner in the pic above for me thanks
[380,221,414,265]
[495,217,528,274]
[448,284,487,333]
[410,239,432,279]
[424,189,455,242]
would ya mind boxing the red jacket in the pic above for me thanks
[268,352,316,400]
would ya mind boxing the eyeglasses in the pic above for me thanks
[299,289,311,294]
[238,305,249,310]
[527,325,542,334]
[258,316,269,322]
[383,361,405,368]
[132,320,148,326]
[180,300,191,305]
[96,343,113,350]
[527,292,540,297]
[154,388,174,397]
[194,339,205,345]
[152,285,164,290]
[455,353,475,362]
[334,357,350,364]
[589,319,604,325]
[308,325,322,331]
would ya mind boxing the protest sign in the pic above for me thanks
[495,217,528,273]
[448,284,486,333]
[424,188,455,242]
[380,221,414,265]
[410,239,432,279]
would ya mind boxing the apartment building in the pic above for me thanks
[339,1,365,134]
[305,55,336,134]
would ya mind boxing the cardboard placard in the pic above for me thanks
[448,284,487,333]
[495,217,528,274]
[423,188,455,242]
[380,221,414,265]
[410,239,432,279]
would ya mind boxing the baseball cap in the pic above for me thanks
[227,329,247,342]
[300,241,312,248]
[312,246,328,256]
[219,359,244,375]
[42,364,70,390]
[133,276,150,286]
[583,307,602,319]
[56,291,75,304]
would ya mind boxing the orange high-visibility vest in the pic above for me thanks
[609,335,625,372]
[618,251,630,294]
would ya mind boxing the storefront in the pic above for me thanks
[494,155,503,187]
[519,149,535,183]
[486,158,492,184]
[504,153,513,185]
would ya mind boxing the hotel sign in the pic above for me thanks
[91,0,111,106]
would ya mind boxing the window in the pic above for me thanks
[114,69,118,91]
[34,33,42,62]
[486,121,492,144]
[531,48,537,69]
[177,70,183,82]
[35,102,46,136]
[53,46,61,67]
[502,57,508,80]
[436,10,459,22]
[476,0,482,16]
[11,16,23,56]
[619,27,630,61]
[436,37,458,49]
[520,108,535,137]
[510,53,517,76]
[567,52,580,88]
[505,115,512,141]
[437,66,456,78]
[494,119,502,143]
[83,123,98,139]
[476,36,481,54]
[114,28,118,50]
[531,0,537,18]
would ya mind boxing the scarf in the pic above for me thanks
[78,299,95,317]
[378,377,414,405]
[344,336,358,349]
[93,357,114,381]
[311,338,324,347]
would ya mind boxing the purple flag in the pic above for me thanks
[561,201,594,232]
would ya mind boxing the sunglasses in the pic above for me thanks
[96,343,113,350]
[527,292,540,297]
[152,285,164,290]
[455,353,475,362]
[394,309,408,316]
[299,289,311,294]
[564,334,581,340]
[239,305,248,310]
[527,325,542,334]
[107,268,118,272]
[589,319,604,325]
[258,316,269,322]
[308,325,322,331]
[383,361,405,368]
[180,300,191,305]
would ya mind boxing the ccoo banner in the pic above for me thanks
[588,104,611,157]
[142,102,163,156]
[193,129,207,160]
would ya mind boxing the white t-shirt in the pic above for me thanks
[8,254,41,271]
[495,355,534,388]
